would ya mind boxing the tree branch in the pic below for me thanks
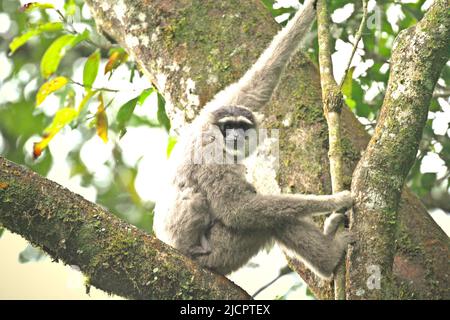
[316,0,346,300]
[349,0,450,299]
[0,156,250,300]
[338,0,368,89]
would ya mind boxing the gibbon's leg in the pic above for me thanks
[274,220,354,279]
[194,224,271,275]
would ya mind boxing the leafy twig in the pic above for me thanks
[339,0,368,89]
[69,79,119,93]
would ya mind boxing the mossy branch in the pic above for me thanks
[0,156,250,300]
[316,0,346,300]
[349,0,450,299]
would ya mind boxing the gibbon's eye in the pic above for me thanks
[239,122,253,132]
[223,122,236,132]
[221,121,253,133]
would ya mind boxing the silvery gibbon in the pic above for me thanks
[153,0,354,280]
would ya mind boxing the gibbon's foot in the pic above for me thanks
[189,245,212,257]
[325,230,355,278]
[323,212,346,236]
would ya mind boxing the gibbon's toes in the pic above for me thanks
[190,246,211,257]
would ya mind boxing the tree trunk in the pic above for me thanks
[348,0,450,299]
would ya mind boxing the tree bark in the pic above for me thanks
[348,0,450,299]
[316,0,360,300]
[0,156,250,300]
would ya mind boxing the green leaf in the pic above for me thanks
[0,227,4,239]
[128,115,160,127]
[306,287,315,298]
[64,0,77,16]
[166,136,177,158]
[76,89,97,114]
[104,48,128,76]
[117,97,139,138]
[33,107,78,158]
[157,93,171,132]
[41,31,89,78]
[83,49,101,88]
[36,76,68,106]
[260,0,295,18]
[18,244,46,263]
[341,66,355,98]
[421,173,436,190]
[138,88,155,105]
[21,2,54,12]
[9,22,63,55]
[344,97,356,111]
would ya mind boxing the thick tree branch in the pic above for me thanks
[0,156,250,300]
[349,0,450,299]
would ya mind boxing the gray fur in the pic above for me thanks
[154,0,354,280]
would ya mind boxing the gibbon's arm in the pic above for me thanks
[213,191,352,230]
[220,0,317,110]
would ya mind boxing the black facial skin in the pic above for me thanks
[218,121,253,138]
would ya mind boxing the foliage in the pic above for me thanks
[0,0,172,234]
[18,244,46,263]
[265,0,450,211]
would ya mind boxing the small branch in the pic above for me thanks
[316,0,346,300]
[69,79,120,93]
[339,0,368,89]
[0,156,250,300]
[252,265,292,298]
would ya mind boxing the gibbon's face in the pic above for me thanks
[211,106,258,159]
